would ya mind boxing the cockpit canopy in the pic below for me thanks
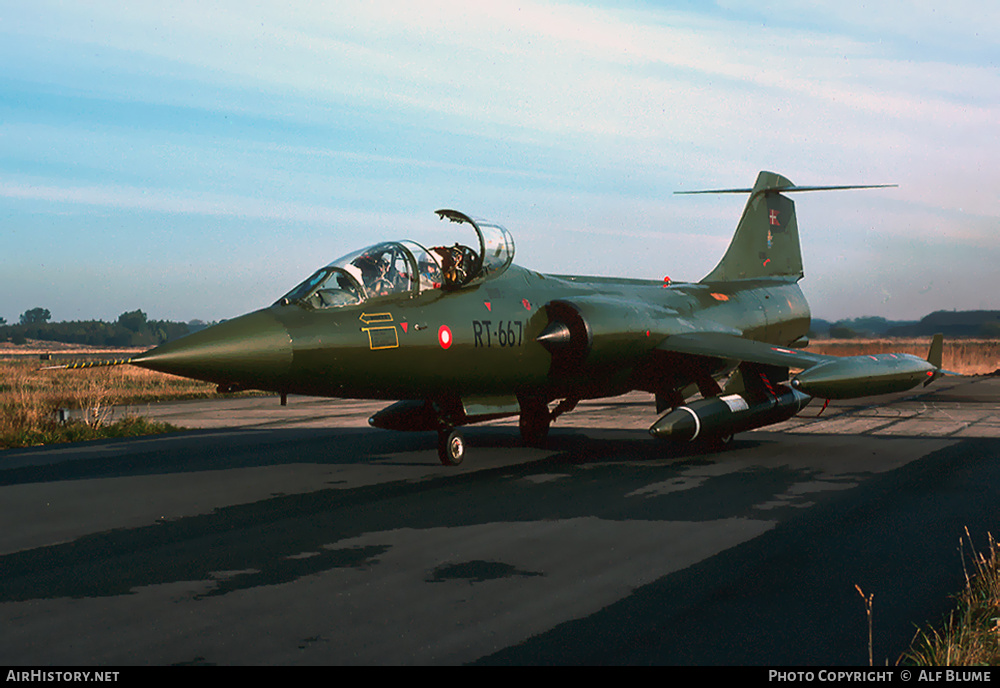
[277,210,515,309]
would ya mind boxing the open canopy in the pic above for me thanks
[277,210,515,309]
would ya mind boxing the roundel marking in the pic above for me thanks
[438,325,453,349]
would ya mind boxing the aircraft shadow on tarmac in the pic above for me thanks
[3,426,999,664]
[0,424,751,484]
[1,427,827,604]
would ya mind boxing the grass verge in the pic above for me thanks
[1,358,219,449]
[900,529,1000,665]
[3,415,183,449]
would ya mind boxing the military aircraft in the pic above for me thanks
[72,171,951,465]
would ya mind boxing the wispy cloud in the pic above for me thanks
[1,1,997,320]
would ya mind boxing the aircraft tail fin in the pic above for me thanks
[679,171,895,284]
[695,171,803,283]
[927,332,944,369]
[923,332,963,382]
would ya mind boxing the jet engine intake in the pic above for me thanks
[538,297,675,377]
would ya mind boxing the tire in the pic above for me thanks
[438,428,465,466]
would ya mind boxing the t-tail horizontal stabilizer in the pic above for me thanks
[678,171,896,283]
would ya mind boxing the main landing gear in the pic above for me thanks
[518,397,551,447]
[434,397,578,466]
[435,405,547,466]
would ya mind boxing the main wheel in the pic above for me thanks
[438,428,465,466]
[519,397,551,447]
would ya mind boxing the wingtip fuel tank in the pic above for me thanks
[790,354,936,399]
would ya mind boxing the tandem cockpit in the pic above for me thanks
[276,210,515,309]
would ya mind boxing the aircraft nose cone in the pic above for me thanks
[132,308,292,390]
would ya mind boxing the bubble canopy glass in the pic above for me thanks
[277,210,515,309]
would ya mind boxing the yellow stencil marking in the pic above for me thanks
[359,312,393,324]
[364,326,399,350]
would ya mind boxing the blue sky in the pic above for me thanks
[2,1,997,323]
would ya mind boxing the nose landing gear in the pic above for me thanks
[438,428,465,466]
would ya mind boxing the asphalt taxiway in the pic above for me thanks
[1,375,998,665]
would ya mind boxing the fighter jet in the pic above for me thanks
[91,171,950,465]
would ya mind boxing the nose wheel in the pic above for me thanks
[438,428,465,466]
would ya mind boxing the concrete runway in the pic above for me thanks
[1,375,999,665]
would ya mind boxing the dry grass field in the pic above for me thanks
[0,353,218,449]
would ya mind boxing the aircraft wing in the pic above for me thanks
[656,332,830,370]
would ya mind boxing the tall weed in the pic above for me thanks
[901,530,1000,665]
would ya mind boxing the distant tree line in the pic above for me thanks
[810,311,1000,339]
[0,308,213,347]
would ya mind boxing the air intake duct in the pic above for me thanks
[538,296,674,376]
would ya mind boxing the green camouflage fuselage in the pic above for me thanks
[133,264,810,403]
[123,171,935,457]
